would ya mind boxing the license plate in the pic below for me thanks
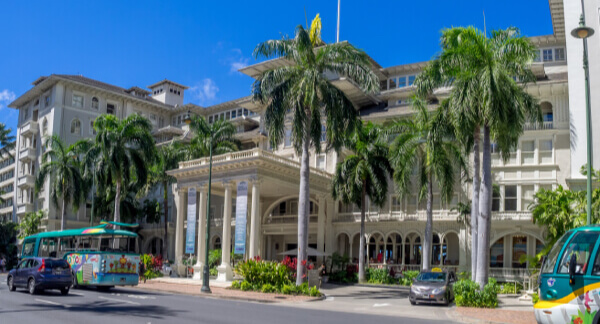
[53,269,64,275]
[421,294,430,298]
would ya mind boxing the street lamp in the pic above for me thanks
[571,9,595,225]
[183,110,213,293]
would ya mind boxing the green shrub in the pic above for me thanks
[234,258,293,290]
[366,268,396,285]
[400,270,420,286]
[261,284,276,293]
[281,284,294,295]
[309,286,321,297]
[231,280,241,289]
[457,272,471,281]
[240,281,252,291]
[532,293,539,305]
[454,279,499,308]
[498,282,523,294]
[209,268,218,277]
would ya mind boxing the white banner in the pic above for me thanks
[234,181,248,255]
[185,188,197,254]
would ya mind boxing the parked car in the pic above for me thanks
[7,258,72,295]
[409,269,456,306]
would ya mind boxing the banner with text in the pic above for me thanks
[185,187,197,254]
[234,181,248,255]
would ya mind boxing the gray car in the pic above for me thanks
[409,271,455,306]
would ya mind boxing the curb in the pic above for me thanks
[350,283,411,290]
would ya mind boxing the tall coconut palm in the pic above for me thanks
[88,114,155,225]
[0,123,15,158]
[252,15,378,285]
[331,122,392,283]
[388,98,465,271]
[186,117,239,160]
[148,142,187,260]
[416,27,540,286]
[35,135,86,230]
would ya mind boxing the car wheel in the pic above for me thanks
[60,287,69,295]
[28,278,37,295]
[410,300,416,305]
[7,276,15,292]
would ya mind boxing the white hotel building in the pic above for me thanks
[7,0,598,281]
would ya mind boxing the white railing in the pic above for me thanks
[178,148,332,179]
[489,267,539,282]
[264,214,318,224]
[20,121,38,136]
[334,211,532,223]
[524,121,554,131]
[492,211,532,221]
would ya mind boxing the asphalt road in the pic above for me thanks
[0,274,456,324]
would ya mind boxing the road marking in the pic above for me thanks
[70,292,85,297]
[325,296,334,301]
[127,294,155,300]
[373,303,390,308]
[99,296,141,305]
[35,298,70,308]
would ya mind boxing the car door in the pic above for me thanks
[14,260,30,286]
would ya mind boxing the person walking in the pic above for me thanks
[0,256,5,273]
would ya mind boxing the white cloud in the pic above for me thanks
[230,58,249,73]
[0,89,15,109]
[189,79,219,105]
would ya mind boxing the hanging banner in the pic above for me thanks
[185,187,197,254]
[234,181,248,255]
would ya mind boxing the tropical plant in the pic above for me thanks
[416,27,540,287]
[186,117,239,160]
[453,201,471,228]
[142,199,161,224]
[331,123,392,282]
[18,210,44,239]
[148,142,186,260]
[0,221,18,269]
[35,135,87,230]
[252,14,378,284]
[87,114,155,224]
[0,122,15,158]
[388,98,465,271]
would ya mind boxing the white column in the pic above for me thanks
[193,185,207,280]
[217,182,233,281]
[174,186,186,276]
[249,179,261,259]
[317,195,326,264]
[267,235,272,260]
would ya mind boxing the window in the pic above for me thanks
[521,185,535,211]
[397,76,406,88]
[231,110,236,119]
[90,120,96,135]
[521,140,535,164]
[284,129,292,147]
[72,94,84,108]
[172,117,176,125]
[543,49,553,62]
[177,116,182,125]
[91,97,99,110]
[533,50,541,62]
[106,103,115,115]
[70,119,81,135]
[150,114,157,124]
[42,119,48,135]
[408,75,416,86]
[540,139,553,164]
[208,116,213,123]
[316,154,326,170]
[558,231,599,274]
[226,112,230,120]
[320,125,326,142]
[44,95,51,108]
[512,236,527,268]
[389,78,397,89]
[555,48,565,61]
[504,185,517,211]
[380,80,388,91]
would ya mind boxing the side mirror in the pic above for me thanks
[569,253,577,285]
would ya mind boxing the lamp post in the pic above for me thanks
[571,7,595,225]
[184,110,212,293]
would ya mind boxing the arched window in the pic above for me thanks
[70,119,81,135]
[91,97,99,110]
[540,101,553,123]
[42,118,48,135]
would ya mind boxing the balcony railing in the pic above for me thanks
[264,214,318,224]
[524,121,553,131]
[17,174,35,188]
[19,147,36,162]
[16,203,33,215]
[489,267,538,282]
[20,121,38,137]
[334,210,532,223]
[491,211,532,221]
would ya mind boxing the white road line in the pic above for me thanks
[98,296,141,305]
[69,292,85,297]
[373,303,390,308]
[35,298,70,308]
[325,296,334,301]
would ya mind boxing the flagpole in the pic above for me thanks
[336,0,340,43]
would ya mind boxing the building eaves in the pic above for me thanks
[147,79,189,90]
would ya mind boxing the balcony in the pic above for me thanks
[17,174,35,188]
[20,121,38,137]
[523,121,555,131]
[19,147,36,162]
[333,210,533,223]
[16,203,33,215]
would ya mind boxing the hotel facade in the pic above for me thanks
[8,0,599,282]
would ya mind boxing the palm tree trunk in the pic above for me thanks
[471,127,480,281]
[163,181,169,260]
[476,125,492,289]
[61,185,66,231]
[358,180,367,283]
[296,119,311,286]
[114,179,121,223]
[422,173,433,271]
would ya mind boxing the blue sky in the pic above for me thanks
[0,0,552,134]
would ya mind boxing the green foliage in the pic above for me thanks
[234,258,293,290]
[18,210,44,239]
[140,254,163,280]
[209,268,218,277]
[0,222,18,270]
[366,268,396,285]
[209,249,222,269]
[281,284,294,295]
[457,272,471,281]
[240,281,252,291]
[261,284,276,293]
[142,199,161,224]
[454,278,499,308]
[230,280,241,289]
[309,286,320,297]
[532,293,539,305]
[498,282,523,295]
[400,271,420,286]
[186,117,240,160]
[327,252,350,274]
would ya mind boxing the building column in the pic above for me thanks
[217,181,233,281]
[267,235,272,260]
[193,185,207,280]
[174,186,186,276]
[317,195,326,264]
[249,179,261,259]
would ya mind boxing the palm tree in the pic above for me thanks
[388,98,465,271]
[415,27,540,287]
[331,122,392,283]
[148,142,187,260]
[252,15,379,285]
[186,117,239,159]
[35,136,86,230]
[88,114,155,224]
[0,123,15,158]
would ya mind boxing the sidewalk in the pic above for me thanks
[449,296,536,324]
[135,277,322,303]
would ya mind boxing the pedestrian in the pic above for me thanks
[0,256,5,273]
[139,261,146,283]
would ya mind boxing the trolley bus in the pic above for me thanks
[535,226,600,324]
[20,221,141,289]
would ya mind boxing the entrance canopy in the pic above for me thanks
[278,247,330,257]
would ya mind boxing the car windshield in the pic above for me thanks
[417,272,446,282]
[47,259,69,268]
